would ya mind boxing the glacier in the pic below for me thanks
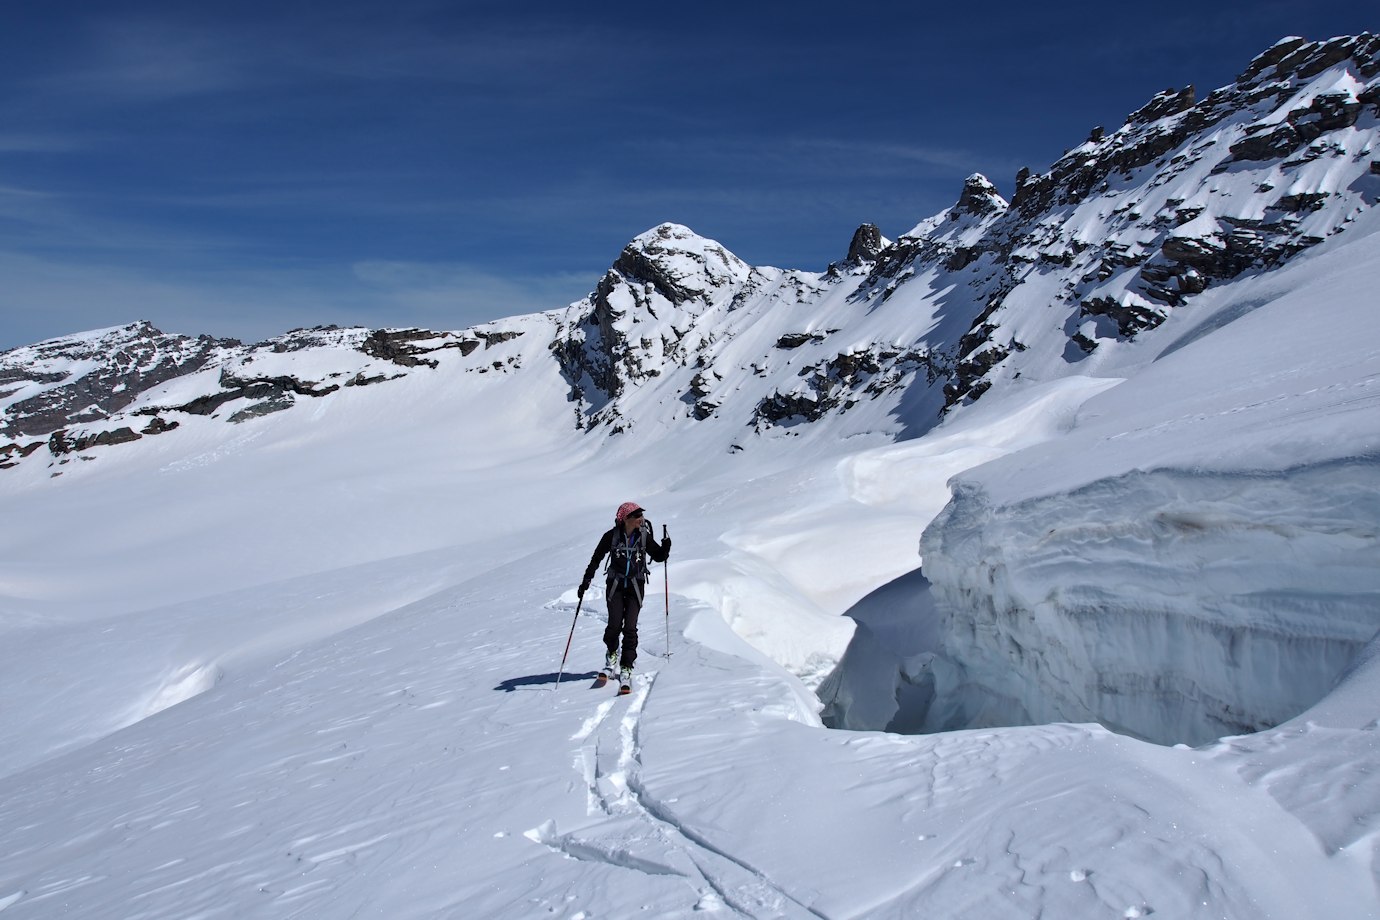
[1,32,1379,920]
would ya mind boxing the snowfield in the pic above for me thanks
[2,219,1379,917]
[3,35,1380,915]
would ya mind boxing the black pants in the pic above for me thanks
[604,583,643,669]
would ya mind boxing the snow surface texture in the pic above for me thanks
[3,34,1380,920]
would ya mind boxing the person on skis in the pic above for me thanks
[579,502,671,691]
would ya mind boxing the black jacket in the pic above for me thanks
[581,520,670,595]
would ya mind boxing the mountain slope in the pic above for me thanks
[4,33,1378,474]
[1,33,1379,920]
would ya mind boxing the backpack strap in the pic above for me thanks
[606,523,650,587]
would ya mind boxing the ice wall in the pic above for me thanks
[916,460,1380,746]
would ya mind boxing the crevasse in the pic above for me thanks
[825,458,1380,747]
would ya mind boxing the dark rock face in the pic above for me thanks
[360,329,448,367]
[45,420,181,456]
[49,426,143,456]
[752,346,943,429]
[140,417,179,435]
[1127,86,1197,126]
[0,322,233,439]
[551,224,750,432]
[0,440,43,468]
[357,327,503,366]
[775,332,830,350]
[846,224,885,263]
[1,321,490,468]
[228,396,295,424]
[933,32,1379,408]
[1229,91,1364,162]
[688,371,721,420]
[605,223,738,309]
[157,369,339,419]
[953,175,1006,218]
[550,308,625,429]
[1079,296,1168,338]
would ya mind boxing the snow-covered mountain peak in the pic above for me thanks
[953,173,1008,218]
[922,32,1380,405]
[0,321,239,442]
[843,222,888,264]
[897,172,1010,250]
[1237,32,1380,89]
[4,35,1379,465]
[609,222,752,311]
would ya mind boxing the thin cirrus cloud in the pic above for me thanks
[21,21,264,104]
[4,2,1376,352]
[21,13,631,108]
[1,250,595,351]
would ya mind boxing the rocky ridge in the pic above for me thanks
[933,33,1380,404]
[0,322,526,471]
[3,34,1377,471]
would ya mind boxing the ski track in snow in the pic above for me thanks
[535,671,826,918]
[5,184,1380,915]
[0,464,1376,918]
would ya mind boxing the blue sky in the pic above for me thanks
[1,1,1374,349]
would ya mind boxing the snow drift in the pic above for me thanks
[2,32,1380,920]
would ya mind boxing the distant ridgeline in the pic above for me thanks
[4,34,1379,472]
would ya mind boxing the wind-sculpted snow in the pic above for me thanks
[3,34,1380,919]
[920,461,1380,745]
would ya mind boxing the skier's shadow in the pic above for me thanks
[494,671,600,692]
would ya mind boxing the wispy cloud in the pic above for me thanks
[23,18,265,104]
[350,260,592,322]
[0,249,595,351]
[14,9,637,112]
[0,133,87,154]
[0,179,243,261]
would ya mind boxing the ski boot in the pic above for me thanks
[595,652,617,687]
[618,666,633,696]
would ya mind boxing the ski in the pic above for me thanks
[618,683,632,696]
[593,672,609,688]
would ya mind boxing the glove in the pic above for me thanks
[662,537,672,555]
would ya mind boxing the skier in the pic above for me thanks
[579,502,671,694]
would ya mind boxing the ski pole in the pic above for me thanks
[554,595,582,691]
[663,525,671,658]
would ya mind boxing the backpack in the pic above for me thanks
[606,522,650,586]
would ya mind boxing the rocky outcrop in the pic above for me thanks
[953,174,1006,218]
[154,369,339,419]
[45,415,180,457]
[774,332,831,350]
[934,33,1380,408]
[360,329,452,367]
[551,223,751,431]
[0,322,234,439]
[845,224,885,263]
[0,440,45,468]
[752,346,944,429]
[0,322,489,468]
[357,327,502,367]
